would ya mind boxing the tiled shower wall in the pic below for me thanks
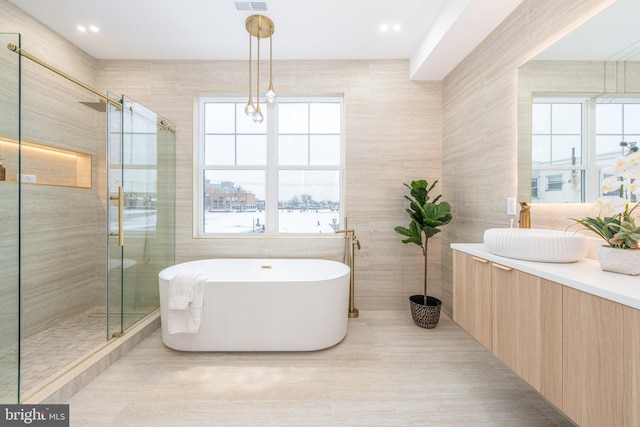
[1,0,106,336]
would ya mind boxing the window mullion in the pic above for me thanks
[586,98,598,202]
[266,101,278,233]
[194,96,206,236]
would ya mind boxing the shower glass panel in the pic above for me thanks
[0,33,20,404]
[109,96,175,334]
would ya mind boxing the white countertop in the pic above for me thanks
[451,243,640,311]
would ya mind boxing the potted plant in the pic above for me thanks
[394,180,452,328]
[571,143,640,275]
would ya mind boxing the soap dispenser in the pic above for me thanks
[519,202,530,228]
[0,161,5,181]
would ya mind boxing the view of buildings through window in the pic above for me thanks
[195,95,344,235]
[531,96,640,203]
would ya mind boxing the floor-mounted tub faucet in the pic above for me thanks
[335,227,360,318]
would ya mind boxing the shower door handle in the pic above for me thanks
[110,186,124,246]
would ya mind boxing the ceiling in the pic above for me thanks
[535,0,640,61]
[9,0,524,80]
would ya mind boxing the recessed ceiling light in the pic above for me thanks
[392,24,401,32]
[89,25,99,33]
[77,25,87,32]
[380,24,389,32]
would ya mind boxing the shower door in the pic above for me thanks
[108,95,175,337]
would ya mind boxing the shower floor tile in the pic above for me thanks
[66,311,578,426]
[19,306,156,397]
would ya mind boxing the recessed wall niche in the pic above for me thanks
[0,136,91,188]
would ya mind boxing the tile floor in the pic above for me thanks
[16,306,157,397]
[66,311,576,426]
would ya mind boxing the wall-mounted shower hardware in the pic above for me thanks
[335,227,360,318]
[20,174,36,183]
[79,99,107,112]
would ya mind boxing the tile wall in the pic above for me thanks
[441,0,616,315]
[97,59,444,311]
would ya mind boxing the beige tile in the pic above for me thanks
[67,312,575,426]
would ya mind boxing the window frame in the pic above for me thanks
[532,96,588,202]
[193,93,345,237]
[532,94,640,203]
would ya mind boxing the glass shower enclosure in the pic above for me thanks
[108,95,176,338]
[0,37,175,403]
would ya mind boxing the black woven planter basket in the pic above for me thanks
[409,295,442,329]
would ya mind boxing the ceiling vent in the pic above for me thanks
[234,1,269,12]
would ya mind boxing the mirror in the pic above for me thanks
[517,0,640,203]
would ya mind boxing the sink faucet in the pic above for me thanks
[519,202,530,228]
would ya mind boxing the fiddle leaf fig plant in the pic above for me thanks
[394,180,452,302]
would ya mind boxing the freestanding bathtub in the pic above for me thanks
[159,258,350,351]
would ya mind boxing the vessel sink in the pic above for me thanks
[483,228,588,263]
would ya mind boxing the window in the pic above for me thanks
[531,98,586,202]
[532,95,640,203]
[194,94,344,236]
[546,174,563,191]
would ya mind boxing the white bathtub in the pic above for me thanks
[159,258,350,351]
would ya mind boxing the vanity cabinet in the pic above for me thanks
[453,251,562,407]
[452,251,492,349]
[563,287,640,427]
[491,264,563,408]
[452,247,640,427]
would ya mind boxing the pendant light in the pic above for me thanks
[244,15,275,123]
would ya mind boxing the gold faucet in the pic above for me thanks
[519,202,531,228]
[335,227,360,318]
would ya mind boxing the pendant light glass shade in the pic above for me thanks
[266,35,276,103]
[253,105,264,123]
[244,99,255,116]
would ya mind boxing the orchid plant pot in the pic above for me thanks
[571,145,640,275]
[596,245,640,275]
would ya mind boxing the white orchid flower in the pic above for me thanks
[626,180,640,196]
[601,176,623,193]
[595,196,628,216]
[625,165,640,178]
[627,150,640,165]
[614,156,631,171]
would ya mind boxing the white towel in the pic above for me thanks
[168,272,197,309]
[167,273,206,334]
